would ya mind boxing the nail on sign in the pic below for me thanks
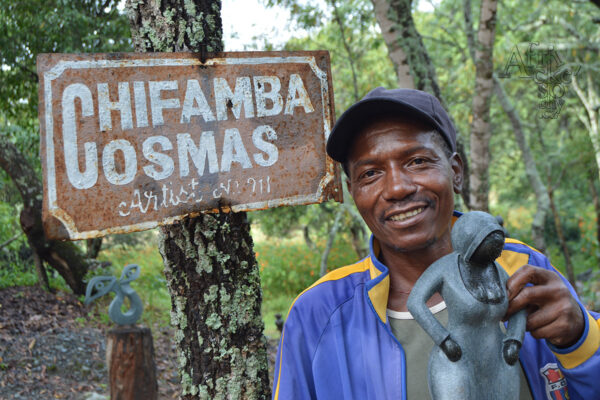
[37,51,341,240]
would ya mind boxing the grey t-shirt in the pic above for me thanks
[387,302,533,400]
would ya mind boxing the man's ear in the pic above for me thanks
[345,177,352,194]
[450,152,464,194]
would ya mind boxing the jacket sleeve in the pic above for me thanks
[529,249,600,399]
[272,298,319,400]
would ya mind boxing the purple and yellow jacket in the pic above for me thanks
[273,230,600,399]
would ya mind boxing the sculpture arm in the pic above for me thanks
[498,263,526,345]
[407,259,450,346]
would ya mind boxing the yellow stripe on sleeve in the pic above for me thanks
[496,249,530,276]
[553,312,600,369]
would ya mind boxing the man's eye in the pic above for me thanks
[411,158,427,165]
[361,170,377,179]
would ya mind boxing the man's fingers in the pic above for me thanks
[505,284,550,318]
[529,317,579,347]
[526,307,560,332]
[506,264,551,301]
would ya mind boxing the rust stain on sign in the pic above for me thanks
[37,51,342,240]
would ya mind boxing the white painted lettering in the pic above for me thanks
[176,132,219,177]
[102,139,137,185]
[214,77,254,121]
[254,76,283,117]
[142,136,174,180]
[221,128,252,172]
[133,81,149,128]
[284,74,315,115]
[252,125,278,167]
[180,79,215,123]
[149,81,180,126]
[98,82,133,131]
[61,83,98,189]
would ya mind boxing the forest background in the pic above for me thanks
[0,0,599,394]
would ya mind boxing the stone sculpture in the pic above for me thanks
[84,264,143,325]
[407,211,527,399]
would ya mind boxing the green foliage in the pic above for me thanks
[0,0,131,124]
[410,0,600,279]
[256,232,358,298]
[257,231,361,336]
[94,237,172,327]
[0,263,70,290]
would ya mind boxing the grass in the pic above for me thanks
[1,222,362,339]
[91,229,361,338]
[96,244,171,327]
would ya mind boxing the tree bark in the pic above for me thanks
[107,327,158,400]
[464,0,549,250]
[32,251,50,292]
[302,225,317,252]
[371,0,442,95]
[372,0,471,208]
[572,72,600,183]
[547,184,576,288]
[125,1,270,398]
[320,207,344,277]
[86,238,103,259]
[329,0,359,101]
[493,76,549,252]
[468,0,497,212]
[587,172,600,268]
[159,214,269,398]
[0,135,89,294]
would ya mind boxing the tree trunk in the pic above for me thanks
[587,172,600,269]
[329,0,359,101]
[303,225,317,252]
[320,207,344,277]
[0,135,89,294]
[32,250,50,292]
[371,0,442,95]
[159,214,269,398]
[125,1,270,398]
[547,185,576,289]
[572,72,600,183]
[492,76,549,252]
[468,0,497,212]
[106,327,158,400]
[86,238,103,259]
[372,0,471,208]
[463,0,549,250]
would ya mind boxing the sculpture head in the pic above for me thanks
[451,211,505,266]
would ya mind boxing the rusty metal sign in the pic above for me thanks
[37,51,341,240]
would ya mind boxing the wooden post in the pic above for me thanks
[106,326,158,400]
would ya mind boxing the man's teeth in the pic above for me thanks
[389,207,424,221]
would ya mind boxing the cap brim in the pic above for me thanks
[326,97,447,163]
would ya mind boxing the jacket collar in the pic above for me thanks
[364,211,462,324]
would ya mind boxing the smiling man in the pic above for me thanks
[272,87,600,399]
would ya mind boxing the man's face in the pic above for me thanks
[346,116,463,255]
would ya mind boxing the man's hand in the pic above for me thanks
[440,337,462,362]
[505,264,585,347]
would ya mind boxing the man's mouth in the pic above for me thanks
[387,207,425,222]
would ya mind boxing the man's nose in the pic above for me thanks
[382,168,417,201]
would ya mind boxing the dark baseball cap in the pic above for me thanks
[326,87,457,163]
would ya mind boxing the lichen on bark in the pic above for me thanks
[124,1,270,398]
[377,0,442,98]
[159,213,270,399]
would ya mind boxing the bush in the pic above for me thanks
[256,233,359,299]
